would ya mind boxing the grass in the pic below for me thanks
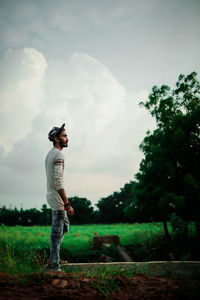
[0,222,198,276]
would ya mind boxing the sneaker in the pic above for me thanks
[45,259,68,266]
[50,267,61,272]
[60,260,68,265]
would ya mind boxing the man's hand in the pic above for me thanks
[57,188,74,216]
[66,206,74,216]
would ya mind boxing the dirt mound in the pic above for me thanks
[0,271,199,299]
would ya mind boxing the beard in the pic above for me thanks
[59,137,68,147]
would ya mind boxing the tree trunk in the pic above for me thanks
[163,219,171,245]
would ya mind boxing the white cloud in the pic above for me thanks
[0,48,155,210]
[0,48,47,152]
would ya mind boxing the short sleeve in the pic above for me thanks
[53,152,65,190]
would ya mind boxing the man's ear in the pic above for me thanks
[54,136,59,143]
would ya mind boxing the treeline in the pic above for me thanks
[0,181,136,226]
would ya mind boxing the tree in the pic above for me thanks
[126,72,200,242]
[40,204,51,225]
[96,181,136,223]
[69,196,94,224]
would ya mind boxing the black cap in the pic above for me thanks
[48,123,65,142]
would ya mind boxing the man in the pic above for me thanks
[45,123,74,272]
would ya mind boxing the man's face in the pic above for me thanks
[55,130,68,147]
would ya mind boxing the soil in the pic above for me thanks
[0,271,199,300]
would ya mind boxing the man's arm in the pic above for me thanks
[53,153,70,207]
[57,188,70,206]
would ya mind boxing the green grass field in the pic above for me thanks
[0,222,197,275]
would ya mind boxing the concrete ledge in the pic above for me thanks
[63,261,200,277]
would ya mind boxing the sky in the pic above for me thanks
[0,0,199,211]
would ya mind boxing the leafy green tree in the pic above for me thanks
[125,72,200,242]
[40,204,51,225]
[69,196,94,224]
[19,208,41,226]
[96,181,136,223]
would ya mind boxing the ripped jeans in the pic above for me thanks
[49,210,70,269]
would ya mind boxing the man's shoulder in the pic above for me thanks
[51,147,65,160]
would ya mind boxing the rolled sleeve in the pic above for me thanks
[53,152,65,190]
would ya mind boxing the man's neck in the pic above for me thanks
[54,145,62,152]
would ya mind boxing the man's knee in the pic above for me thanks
[51,226,63,239]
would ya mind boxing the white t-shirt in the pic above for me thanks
[45,146,65,210]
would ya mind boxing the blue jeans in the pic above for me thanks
[49,210,70,269]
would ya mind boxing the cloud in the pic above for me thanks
[0,0,157,46]
[0,48,47,152]
[0,48,155,210]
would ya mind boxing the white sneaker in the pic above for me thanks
[50,267,61,272]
